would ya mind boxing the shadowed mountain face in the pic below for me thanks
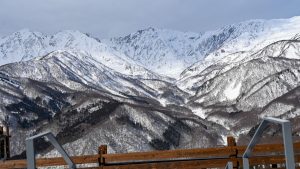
[1,17,300,157]
[181,38,300,140]
[0,51,225,157]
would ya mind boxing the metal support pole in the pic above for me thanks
[243,120,268,160]
[242,117,295,169]
[25,132,76,169]
[26,139,35,169]
[225,162,233,169]
[282,121,295,169]
[46,134,76,169]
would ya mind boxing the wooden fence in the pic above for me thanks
[1,137,300,169]
[0,125,10,160]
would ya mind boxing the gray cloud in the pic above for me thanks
[0,0,299,38]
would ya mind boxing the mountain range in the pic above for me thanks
[1,16,300,157]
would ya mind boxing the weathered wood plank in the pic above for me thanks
[0,154,99,168]
[102,158,231,169]
[236,142,300,156]
[1,141,300,169]
[103,147,235,163]
[242,154,300,165]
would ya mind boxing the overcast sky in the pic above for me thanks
[0,0,300,38]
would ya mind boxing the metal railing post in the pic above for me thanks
[242,117,295,169]
[225,162,233,169]
[25,132,76,169]
[25,139,35,169]
[282,121,295,169]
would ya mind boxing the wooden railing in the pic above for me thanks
[1,137,300,169]
[0,125,10,160]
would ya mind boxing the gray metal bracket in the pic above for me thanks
[225,161,233,169]
[243,117,295,169]
[26,132,76,169]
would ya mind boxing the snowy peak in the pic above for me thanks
[107,16,300,78]
[178,16,300,84]
[1,16,300,80]
[178,36,300,93]
[0,29,47,64]
[0,29,164,79]
[48,30,101,49]
[107,27,204,78]
[203,16,300,62]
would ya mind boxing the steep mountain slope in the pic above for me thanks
[107,28,203,77]
[0,29,164,80]
[0,30,46,65]
[178,35,300,91]
[108,16,300,78]
[182,38,300,138]
[0,52,225,157]
[179,17,300,85]
[0,50,190,105]
[2,16,300,79]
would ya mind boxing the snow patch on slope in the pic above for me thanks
[224,81,242,101]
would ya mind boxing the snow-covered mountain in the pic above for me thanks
[2,16,300,79]
[0,50,223,156]
[108,16,300,78]
[178,16,300,84]
[0,29,165,80]
[180,35,300,141]
[1,16,300,158]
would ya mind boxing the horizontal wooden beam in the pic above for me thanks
[0,154,99,168]
[102,142,300,163]
[1,142,300,169]
[102,158,230,169]
[242,154,300,165]
[103,147,236,163]
[236,142,300,156]
[3,154,300,169]
[80,155,300,169]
